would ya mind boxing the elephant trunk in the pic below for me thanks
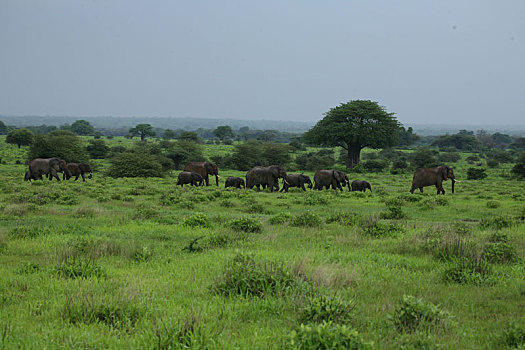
[215,174,219,186]
[451,178,455,194]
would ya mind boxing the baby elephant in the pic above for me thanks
[177,171,204,187]
[280,174,313,192]
[64,163,93,182]
[224,176,245,189]
[351,180,372,192]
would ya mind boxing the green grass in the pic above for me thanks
[0,136,524,348]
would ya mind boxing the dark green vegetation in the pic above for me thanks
[1,133,525,349]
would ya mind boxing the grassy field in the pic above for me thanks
[0,137,524,349]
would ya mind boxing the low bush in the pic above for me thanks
[182,213,210,228]
[482,242,518,264]
[54,258,106,279]
[150,314,216,350]
[211,253,301,298]
[302,192,329,206]
[380,198,406,220]
[290,212,322,227]
[325,212,360,226]
[467,168,487,180]
[299,294,355,325]
[480,215,514,229]
[229,217,262,233]
[269,212,292,225]
[443,257,493,285]
[499,323,525,349]
[9,226,52,239]
[438,152,461,163]
[361,217,402,237]
[361,159,389,173]
[391,295,450,333]
[130,246,153,262]
[288,322,370,350]
[486,200,500,209]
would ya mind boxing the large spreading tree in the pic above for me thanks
[129,124,156,141]
[6,128,34,148]
[303,100,401,168]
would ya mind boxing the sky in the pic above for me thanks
[1,1,524,125]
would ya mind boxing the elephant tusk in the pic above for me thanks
[284,179,289,184]
[454,180,462,183]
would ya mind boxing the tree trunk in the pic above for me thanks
[345,146,361,169]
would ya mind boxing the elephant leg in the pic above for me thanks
[205,175,209,186]
[419,187,423,193]
[81,173,86,182]
[301,184,306,191]
[256,185,261,192]
[75,175,80,181]
[51,169,60,181]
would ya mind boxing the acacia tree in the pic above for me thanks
[213,125,234,141]
[129,124,156,141]
[303,100,401,168]
[6,128,34,148]
[71,120,95,135]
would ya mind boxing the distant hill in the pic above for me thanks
[410,124,525,137]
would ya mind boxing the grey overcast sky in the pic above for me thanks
[1,1,524,125]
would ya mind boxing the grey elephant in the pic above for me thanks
[183,161,219,186]
[63,163,93,182]
[351,180,372,192]
[314,169,350,191]
[225,176,245,189]
[24,170,42,181]
[410,165,457,195]
[28,157,72,181]
[246,165,287,192]
[177,171,204,187]
[280,174,313,192]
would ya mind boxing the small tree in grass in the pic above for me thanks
[6,128,34,148]
[129,124,156,141]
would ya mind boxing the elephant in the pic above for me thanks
[177,171,204,187]
[183,161,219,186]
[28,157,71,181]
[280,174,313,192]
[225,176,245,189]
[313,169,350,191]
[24,170,42,181]
[246,165,287,192]
[63,163,93,182]
[351,180,372,192]
[410,165,457,195]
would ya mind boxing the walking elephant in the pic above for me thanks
[183,162,219,186]
[225,176,245,189]
[63,163,92,182]
[314,169,350,191]
[280,174,313,192]
[28,158,71,181]
[351,180,372,192]
[246,165,287,192]
[177,171,204,187]
[410,165,457,195]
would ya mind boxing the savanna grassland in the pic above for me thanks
[0,136,524,349]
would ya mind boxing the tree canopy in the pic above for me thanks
[71,120,95,135]
[28,133,88,162]
[213,125,234,141]
[303,100,400,168]
[0,120,7,135]
[129,124,156,141]
[6,128,34,148]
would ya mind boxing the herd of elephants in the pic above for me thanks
[23,158,458,195]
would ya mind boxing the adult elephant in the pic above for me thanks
[410,165,457,195]
[177,171,204,187]
[246,165,287,192]
[183,162,219,186]
[63,163,93,182]
[314,169,350,191]
[280,174,313,192]
[225,176,245,189]
[28,158,71,182]
[351,180,372,192]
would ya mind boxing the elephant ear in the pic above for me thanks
[204,162,213,173]
[441,166,448,180]
[270,166,279,178]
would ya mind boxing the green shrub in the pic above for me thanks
[269,212,292,225]
[325,212,360,226]
[361,159,389,173]
[61,290,144,329]
[229,217,262,233]
[130,246,153,262]
[290,212,322,227]
[9,226,52,239]
[466,168,487,180]
[483,242,518,264]
[150,315,216,350]
[303,192,329,206]
[380,198,406,220]
[107,152,165,178]
[391,295,450,333]
[54,258,106,279]
[211,253,300,298]
[361,217,402,237]
[132,205,160,220]
[486,200,500,209]
[300,295,355,325]
[443,257,493,285]
[466,155,480,164]
[500,323,525,349]
[480,215,514,229]
[244,202,271,214]
[438,152,461,163]
[182,213,210,228]
[288,322,370,350]
[487,159,500,168]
